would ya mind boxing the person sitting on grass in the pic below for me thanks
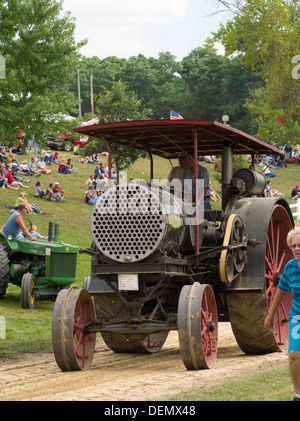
[85,185,100,205]
[0,146,8,163]
[54,188,65,202]
[44,151,52,165]
[49,151,60,164]
[291,185,300,200]
[67,158,78,173]
[15,192,33,214]
[34,181,45,198]
[10,163,31,183]
[45,183,56,201]
[4,168,29,190]
[84,174,94,190]
[80,155,98,164]
[37,157,51,174]
[99,162,108,179]
[264,180,281,198]
[53,182,66,201]
[15,192,45,215]
[0,165,9,189]
[209,185,221,202]
[262,163,276,177]
[27,158,42,176]
[58,159,74,174]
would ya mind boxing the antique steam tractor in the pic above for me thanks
[52,120,294,371]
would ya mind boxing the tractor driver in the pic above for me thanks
[2,203,36,241]
[181,154,211,210]
[167,153,189,183]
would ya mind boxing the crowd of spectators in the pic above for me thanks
[0,142,116,240]
[0,144,72,213]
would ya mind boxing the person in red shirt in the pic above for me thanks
[53,182,65,199]
[50,152,60,164]
[58,159,72,174]
[5,169,29,190]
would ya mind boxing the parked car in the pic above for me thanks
[73,137,90,148]
[46,134,90,151]
[46,135,73,151]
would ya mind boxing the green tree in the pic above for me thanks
[148,52,185,118]
[0,0,86,143]
[72,55,127,117]
[121,54,159,115]
[221,57,263,133]
[83,80,152,174]
[180,47,225,120]
[212,0,300,144]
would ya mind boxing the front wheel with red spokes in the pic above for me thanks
[178,282,218,369]
[52,287,96,371]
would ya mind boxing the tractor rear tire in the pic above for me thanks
[101,331,169,354]
[226,201,293,353]
[0,243,10,299]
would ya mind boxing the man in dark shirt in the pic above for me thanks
[291,185,300,200]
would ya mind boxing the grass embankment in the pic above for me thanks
[0,150,299,400]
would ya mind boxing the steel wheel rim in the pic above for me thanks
[178,283,218,370]
[52,288,96,371]
[265,205,293,352]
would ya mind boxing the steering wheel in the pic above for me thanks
[23,217,32,233]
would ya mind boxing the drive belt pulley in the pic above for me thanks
[219,214,246,284]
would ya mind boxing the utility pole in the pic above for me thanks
[77,68,82,118]
[90,74,94,116]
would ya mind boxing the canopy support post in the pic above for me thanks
[222,141,233,211]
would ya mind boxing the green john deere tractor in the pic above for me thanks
[0,221,78,309]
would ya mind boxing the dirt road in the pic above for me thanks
[0,323,287,401]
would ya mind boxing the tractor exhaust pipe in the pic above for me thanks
[48,222,59,242]
[48,222,54,242]
[54,222,59,243]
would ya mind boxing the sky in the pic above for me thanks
[61,0,229,60]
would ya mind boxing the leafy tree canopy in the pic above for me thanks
[83,79,152,173]
[211,0,300,145]
[0,0,86,144]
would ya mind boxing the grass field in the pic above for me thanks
[0,147,299,400]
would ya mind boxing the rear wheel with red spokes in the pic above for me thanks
[101,331,169,354]
[227,203,293,353]
[265,205,293,351]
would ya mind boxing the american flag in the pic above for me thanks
[170,110,184,120]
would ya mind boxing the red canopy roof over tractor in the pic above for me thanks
[75,119,283,159]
